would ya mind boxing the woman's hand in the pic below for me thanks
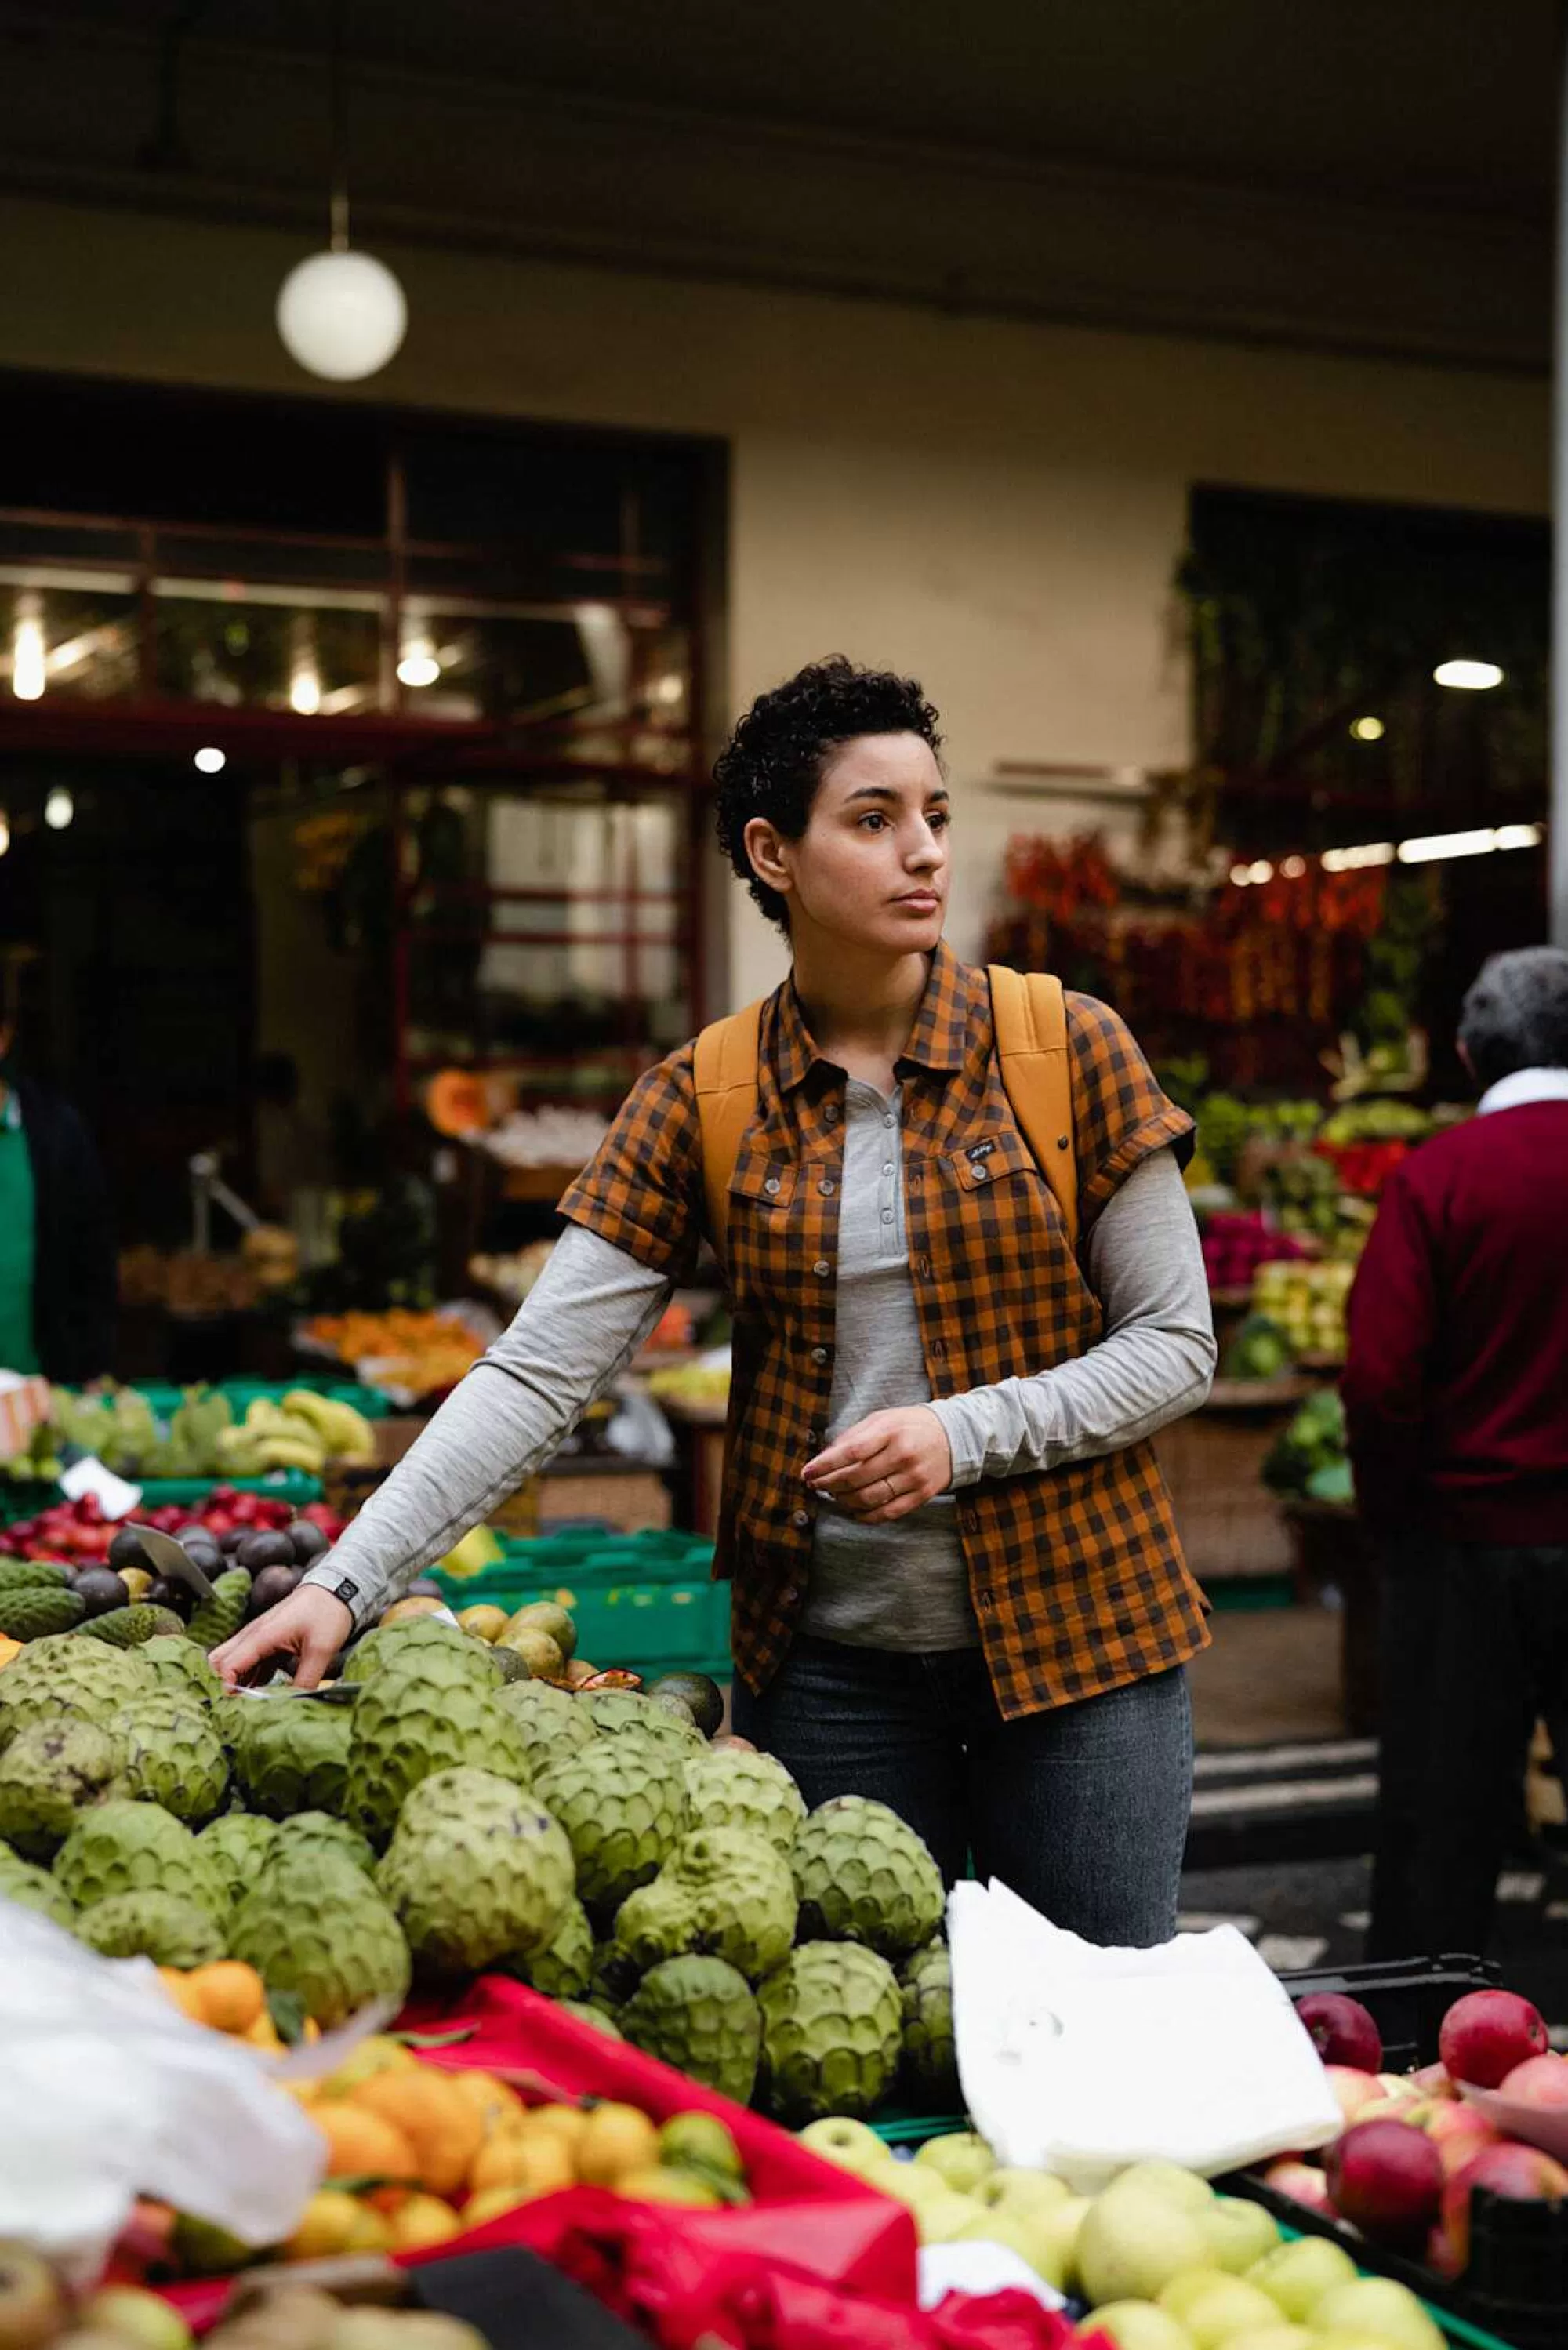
[803,1407,954,1524]
[211,1584,354,1691]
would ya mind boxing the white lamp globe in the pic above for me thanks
[276,247,407,382]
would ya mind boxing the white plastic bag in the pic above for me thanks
[0,1900,326,2283]
[948,1879,1342,2192]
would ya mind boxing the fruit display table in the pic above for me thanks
[1152,1377,1318,1593]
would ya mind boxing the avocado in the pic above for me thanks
[644,1671,724,1740]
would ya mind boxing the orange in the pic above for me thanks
[316,2036,417,2098]
[186,1961,267,2035]
[351,2068,485,2200]
[524,2104,592,2163]
[281,2189,368,2262]
[156,1968,206,2024]
[311,2101,419,2186]
[387,2195,465,2251]
[0,1635,23,1671]
[446,2070,524,2135]
[577,2103,660,2190]
[244,2010,284,2054]
[466,2131,575,2203]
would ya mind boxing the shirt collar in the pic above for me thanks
[771,938,975,1093]
[1477,1067,1568,1116]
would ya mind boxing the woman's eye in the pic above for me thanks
[929,808,950,830]
[859,812,887,831]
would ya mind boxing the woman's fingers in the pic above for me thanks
[210,1585,354,1691]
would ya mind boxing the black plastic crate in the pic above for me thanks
[1278,1951,1501,2072]
[1227,1954,1567,2349]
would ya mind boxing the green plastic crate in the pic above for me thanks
[134,1473,325,1509]
[124,1379,389,1422]
[444,1575,731,1675]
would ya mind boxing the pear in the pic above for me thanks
[797,2116,894,2178]
[1076,2188,1210,2308]
[915,2130,996,2196]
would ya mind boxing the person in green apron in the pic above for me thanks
[0,1020,115,1380]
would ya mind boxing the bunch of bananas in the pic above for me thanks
[215,1391,376,1477]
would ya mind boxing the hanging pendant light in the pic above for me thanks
[276,2,407,382]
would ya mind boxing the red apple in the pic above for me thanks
[1261,2157,1335,2215]
[1500,2053,1568,2109]
[1296,1992,1384,2074]
[1425,2103,1500,2177]
[1324,2119,1444,2247]
[1439,1989,1549,2089]
[1326,2065,1384,2124]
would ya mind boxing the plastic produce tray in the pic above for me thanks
[1229,1954,1567,2350]
[0,1473,324,1527]
[74,1379,390,1421]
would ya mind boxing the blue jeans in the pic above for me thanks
[733,1635,1192,1948]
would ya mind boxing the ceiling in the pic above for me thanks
[0,0,1557,369]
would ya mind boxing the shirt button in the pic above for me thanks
[931,1337,946,1359]
[818,1179,836,1197]
[883,1114,896,1128]
[811,1346,829,1365]
[971,1163,989,1181]
[882,1162,894,1178]
[793,1510,811,1531]
[813,1259,830,1277]
[961,1506,978,1531]
[782,1583,801,1605]
[764,1175,781,1196]
[825,1105,840,1125]
[978,1587,995,1607]
[916,1253,931,1277]
[881,1208,895,1223]
[807,1429,822,1447]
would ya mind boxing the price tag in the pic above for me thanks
[58,1454,143,1522]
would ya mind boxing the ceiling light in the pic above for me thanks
[1495,823,1544,851]
[43,788,73,830]
[1247,860,1274,885]
[275,7,407,383]
[11,596,45,703]
[1229,863,1253,887]
[0,812,9,855]
[1281,855,1307,878]
[194,746,227,775]
[1322,841,1396,873]
[397,645,441,689]
[1433,659,1504,691]
[1398,828,1497,865]
[1349,715,1385,742]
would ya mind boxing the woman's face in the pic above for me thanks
[746,732,951,955]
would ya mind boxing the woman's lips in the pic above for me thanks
[895,893,941,912]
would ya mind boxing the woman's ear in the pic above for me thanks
[742,815,793,906]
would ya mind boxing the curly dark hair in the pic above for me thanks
[713,656,943,932]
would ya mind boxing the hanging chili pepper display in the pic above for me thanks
[985,831,1388,1077]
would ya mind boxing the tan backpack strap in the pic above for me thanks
[988,966,1080,1251]
[692,999,764,1265]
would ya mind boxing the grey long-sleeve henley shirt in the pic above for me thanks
[303,1087,1214,1645]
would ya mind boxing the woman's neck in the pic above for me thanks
[790,939,931,1089]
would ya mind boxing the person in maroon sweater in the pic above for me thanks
[1343,946,1568,1957]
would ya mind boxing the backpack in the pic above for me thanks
[693,965,1078,1264]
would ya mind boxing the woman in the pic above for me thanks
[217,658,1214,1946]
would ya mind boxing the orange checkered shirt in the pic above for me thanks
[560,940,1210,1719]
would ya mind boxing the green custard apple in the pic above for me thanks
[273,1810,376,1876]
[501,1892,594,1999]
[900,1938,960,2103]
[495,1680,597,1774]
[343,1616,502,1687]
[0,1719,123,1860]
[792,1796,944,1960]
[683,1746,807,1852]
[230,1847,411,2030]
[614,1825,797,1983]
[0,1843,78,1930]
[343,1653,531,1846]
[376,1765,573,1975]
[533,1735,688,1921]
[139,1634,226,1708]
[111,1693,230,1826]
[580,1688,702,1760]
[619,1954,761,2105]
[54,1797,226,1918]
[756,1940,905,2124]
[0,1636,150,1750]
[198,1813,281,1910]
[234,1697,353,1818]
[561,2001,623,2040]
[76,1889,226,1967]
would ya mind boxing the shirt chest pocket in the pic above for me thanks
[942,1128,1038,1195]
[728,1155,799,1214]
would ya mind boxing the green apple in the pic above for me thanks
[1077,2305,1196,2350]
[1309,2279,1446,2350]
[1159,2268,1242,2323]
[1034,2194,1094,2295]
[880,2166,982,2245]
[1077,2189,1212,2307]
[1246,2237,1359,2323]
[1197,2196,1281,2274]
[916,2130,998,2195]
[953,2204,1075,2287]
[1179,2278,1287,2350]
[975,2164,1073,2215]
[81,2291,194,2350]
[1112,2161,1217,2216]
[799,2116,895,2177]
